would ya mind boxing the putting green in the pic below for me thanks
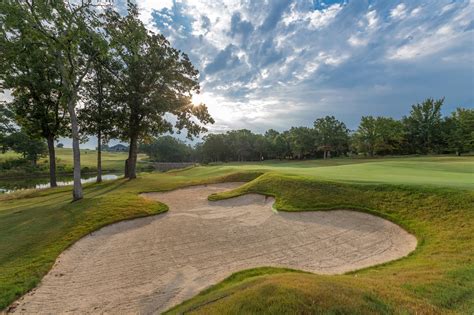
[184,156,474,189]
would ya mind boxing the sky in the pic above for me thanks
[131,0,474,137]
[3,0,474,148]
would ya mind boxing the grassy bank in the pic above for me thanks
[0,169,260,310]
[0,155,473,313]
[168,173,474,314]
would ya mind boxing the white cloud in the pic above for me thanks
[348,34,368,47]
[282,3,343,29]
[387,2,474,61]
[410,6,422,17]
[308,4,343,29]
[136,0,173,30]
[390,3,407,20]
[136,0,473,133]
[366,10,378,30]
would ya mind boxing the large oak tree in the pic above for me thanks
[313,116,349,159]
[105,3,213,179]
[403,98,444,154]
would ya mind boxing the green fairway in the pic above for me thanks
[194,155,474,189]
[0,155,473,313]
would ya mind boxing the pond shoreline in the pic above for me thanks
[0,170,122,180]
[0,173,123,194]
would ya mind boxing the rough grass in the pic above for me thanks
[168,173,474,314]
[0,155,473,313]
[0,169,262,310]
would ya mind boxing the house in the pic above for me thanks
[107,144,129,152]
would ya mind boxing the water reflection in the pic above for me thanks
[0,174,120,194]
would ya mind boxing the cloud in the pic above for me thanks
[127,0,473,134]
[205,44,242,74]
[229,12,254,45]
[390,3,407,20]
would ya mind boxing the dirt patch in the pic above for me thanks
[11,183,416,314]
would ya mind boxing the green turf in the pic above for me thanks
[0,148,149,177]
[168,173,474,314]
[200,155,474,189]
[0,155,473,313]
[0,169,260,310]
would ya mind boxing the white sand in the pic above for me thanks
[11,183,416,314]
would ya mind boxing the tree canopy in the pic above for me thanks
[104,3,213,178]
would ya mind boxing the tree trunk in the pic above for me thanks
[47,135,57,187]
[126,135,138,179]
[124,159,129,178]
[68,101,83,201]
[97,130,102,183]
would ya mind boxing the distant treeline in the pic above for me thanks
[141,98,473,163]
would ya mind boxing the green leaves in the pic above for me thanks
[354,116,404,156]
[403,98,444,154]
[104,3,212,142]
[313,116,350,156]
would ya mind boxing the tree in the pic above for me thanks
[79,55,118,182]
[1,23,69,187]
[0,103,14,153]
[354,116,404,156]
[105,3,213,178]
[442,108,474,155]
[226,129,255,161]
[264,129,280,159]
[140,136,193,162]
[253,134,269,161]
[6,131,47,166]
[200,133,230,163]
[354,116,377,157]
[375,117,405,155]
[273,134,290,160]
[1,1,107,200]
[403,98,444,154]
[287,127,315,159]
[313,116,349,159]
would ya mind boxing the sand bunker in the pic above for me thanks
[11,183,416,314]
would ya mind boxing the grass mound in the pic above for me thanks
[1,157,473,313]
[0,170,263,310]
[171,173,474,314]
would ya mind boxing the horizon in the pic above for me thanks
[3,0,473,149]
[58,0,474,148]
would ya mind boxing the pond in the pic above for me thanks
[0,173,121,194]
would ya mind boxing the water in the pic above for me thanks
[0,174,120,194]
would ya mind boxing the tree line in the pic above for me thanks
[0,1,212,201]
[1,2,472,203]
[142,98,473,164]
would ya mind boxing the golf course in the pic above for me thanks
[1,155,473,313]
[1,1,473,314]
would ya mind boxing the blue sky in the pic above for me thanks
[5,0,472,148]
[135,0,473,136]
